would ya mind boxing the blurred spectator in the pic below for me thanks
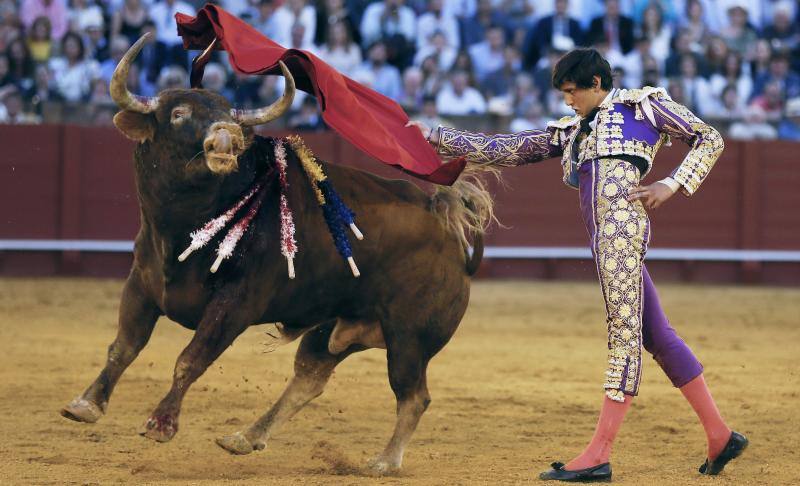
[0,85,40,123]
[753,53,800,100]
[6,38,34,91]
[703,35,729,77]
[149,0,195,67]
[398,65,423,111]
[156,65,188,92]
[728,105,778,139]
[0,52,10,86]
[749,38,772,81]
[778,96,800,141]
[287,95,326,131]
[89,103,116,126]
[677,54,712,115]
[48,32,100,102]
[111,0,149,45]
[287,21,315,51]
[203,63,234,101]
[68,0,103,34]
[750,79,786,121]
[231,71,262,108]
[314,0,360,46]
[680,0,712,54]
[468,25,506,82]
[25,63,62,114]
[273,0,316,48]
[27,16,53,63]
[619,36,655,88]
[459,0,509,48]
[510,72,539,115]
[137,21,169,89]
[352,40,401,100]
[82,15,110,62]
[761,2,799,54]
[359,0,416,68]
[415,94,448,128]
[436,69,486,115]
[637,3,671,66]
[20,0,67,41]
[419,53,445,94]
[416,0,459,51]
[667,77,688,107]
[246,0,279,39]
[509,99,550,131]
[88,77,112,104]
[708,52,752,110]
[521,0,583,70]
[705,83,747,121]
[413,30,457,71]
[452,49,477,85]
[481,45,521,98]
[631,0,678,25]
[316,20,362,76]
[99,36,130,85]
[586,0,635,56]
[719,3,757,57]
[665,29,705,77]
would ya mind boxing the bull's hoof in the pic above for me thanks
[215,432,265,455]
[139,415,178,442]
[60,397,105,423]
[366,457,401,476]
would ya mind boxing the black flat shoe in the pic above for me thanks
[539,461,612,482]
[699,431,749,475]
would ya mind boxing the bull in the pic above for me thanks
[60,34,494,474]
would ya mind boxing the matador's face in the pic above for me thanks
[559,78,606,118]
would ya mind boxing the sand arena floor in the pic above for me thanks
[0,278,798,485]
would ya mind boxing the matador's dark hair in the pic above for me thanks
[551,48,613,91]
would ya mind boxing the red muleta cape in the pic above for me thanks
[176,5,465,185]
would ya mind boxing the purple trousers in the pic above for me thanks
[578,159,703,402]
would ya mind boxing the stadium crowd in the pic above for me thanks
[0,0,799,140]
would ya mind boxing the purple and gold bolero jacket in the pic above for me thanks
[435,87,724,195]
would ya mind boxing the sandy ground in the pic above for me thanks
[0,278,798,485]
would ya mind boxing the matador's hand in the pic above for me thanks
[405,120,438,144]
[627,182,675,209]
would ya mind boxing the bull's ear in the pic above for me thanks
[113,110,155,142]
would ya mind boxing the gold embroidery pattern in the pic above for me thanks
[437,127,556,166]
[592,158,649,402]
[590,108,663,167]
[650,98,724,195]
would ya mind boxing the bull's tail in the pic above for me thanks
[430,164,499,276]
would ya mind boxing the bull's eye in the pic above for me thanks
[170,106,191,124]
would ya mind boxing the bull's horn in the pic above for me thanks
[232,61,296,126]
[110,32,159,113]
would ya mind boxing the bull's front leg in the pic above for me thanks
[139,294,248,442]
[61,273,160,423]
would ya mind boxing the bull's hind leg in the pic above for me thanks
[216,319,375,454]
[61,273,160,423]
[368,342,432,475]
[140,293,248,443]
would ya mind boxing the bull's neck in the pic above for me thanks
[134,146,259,244]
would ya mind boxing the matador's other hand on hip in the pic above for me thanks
[627,182,676,209]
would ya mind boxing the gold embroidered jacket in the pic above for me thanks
[436,87,724,195]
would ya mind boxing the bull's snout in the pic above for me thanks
[203,122,245,174]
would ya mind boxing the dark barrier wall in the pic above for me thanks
[1,125,798,283]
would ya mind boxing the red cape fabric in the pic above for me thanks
[176,5,465,185]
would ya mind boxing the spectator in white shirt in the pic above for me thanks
[352,41,402,101]
[359,0,416,48]
[416,0,459,51]
[436,69,486,115]
[149,0,195,47]
[413,30,457,71]
[48,32,100,102]
[273,0,316,48]
[316,21,362,76]
[468,25,506,82]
